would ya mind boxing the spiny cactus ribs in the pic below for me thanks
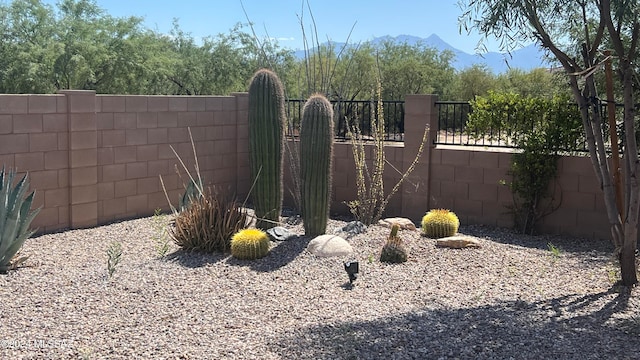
[380,223,407,263]
[248,69,285,230]
[421,209,460,238]
[231,228,270,260]
[300,94,334,237]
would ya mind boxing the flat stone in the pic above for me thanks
[266,226,296,241]
[307,234,353,257]
[435,236,481,249]
[378,217,417,231]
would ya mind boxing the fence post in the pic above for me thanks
[59,90,98,229]
[401,94,438,223]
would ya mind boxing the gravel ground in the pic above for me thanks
[1,212,639,360]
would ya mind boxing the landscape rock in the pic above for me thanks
[340,221,367,236]
[378,217,417,231]
[307,235,353,257]
[435,236,481,249]
[266,226,296,241]
[285,215,302,225]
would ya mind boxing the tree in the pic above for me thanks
[52,0,145,92]
[451,64,496,100]
[0,0,58,93]
[376,40,455,100]
[460,0,639,286]
[496,68,567,98]
[0,1,293,95]
[331,43,378,102]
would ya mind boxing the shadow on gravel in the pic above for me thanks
[271,290,636,359]
[225,236,309,272]
[165,249,229,268]
[461,224,615,255]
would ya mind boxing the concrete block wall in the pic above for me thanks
[0,94,70,233]
[426,148,610,240]
[427,147,514,229]
[538,155,610,239]
[327,141,405,217]
[0,91,249,233]
[0,91,617,240]
[283,94,614,240]
[95,93,247,225]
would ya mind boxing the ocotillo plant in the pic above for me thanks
[248,69,286,229]
[300,94,334,237]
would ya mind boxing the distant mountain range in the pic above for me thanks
[294,34,550,74]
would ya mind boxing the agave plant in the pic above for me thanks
[0,167,40,273]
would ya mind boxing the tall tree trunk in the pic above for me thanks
[619,57,639,286]
[621,224,638,285]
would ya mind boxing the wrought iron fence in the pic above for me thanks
[435,100,634,153]
[285,99,405,142]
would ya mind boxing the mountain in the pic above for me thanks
[294,34,549,74]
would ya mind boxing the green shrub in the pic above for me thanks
[421,209,460,238]
[230,228,270,260]
[467,92,583,234]
[0,167,40,273]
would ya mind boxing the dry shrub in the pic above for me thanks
[169,188,248,253]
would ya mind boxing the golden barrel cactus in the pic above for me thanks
[421,209,460,238]
[230,229,270,260]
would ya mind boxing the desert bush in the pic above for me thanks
[346,80,428,225]
[467,92,582,234]
[169,188,248,253]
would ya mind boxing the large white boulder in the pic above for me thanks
[307,234,353,257]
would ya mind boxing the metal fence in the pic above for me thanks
[285,99,405,142]
[435,100,632,153]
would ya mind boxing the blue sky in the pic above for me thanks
[41,0,509,53]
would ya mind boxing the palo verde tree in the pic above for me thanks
[0,0,59,93]
[459,0,639,286]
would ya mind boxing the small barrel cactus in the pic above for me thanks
[380,223,407,263]
[230,228,270,260]
[248,69,286,230]
[421,209,460,238]
[299,94,334,237]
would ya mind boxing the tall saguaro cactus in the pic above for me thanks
[300,94,334,237]
[248,69,286,229]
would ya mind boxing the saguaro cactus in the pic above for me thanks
[300,94,334,237]
[248,69,286,229]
